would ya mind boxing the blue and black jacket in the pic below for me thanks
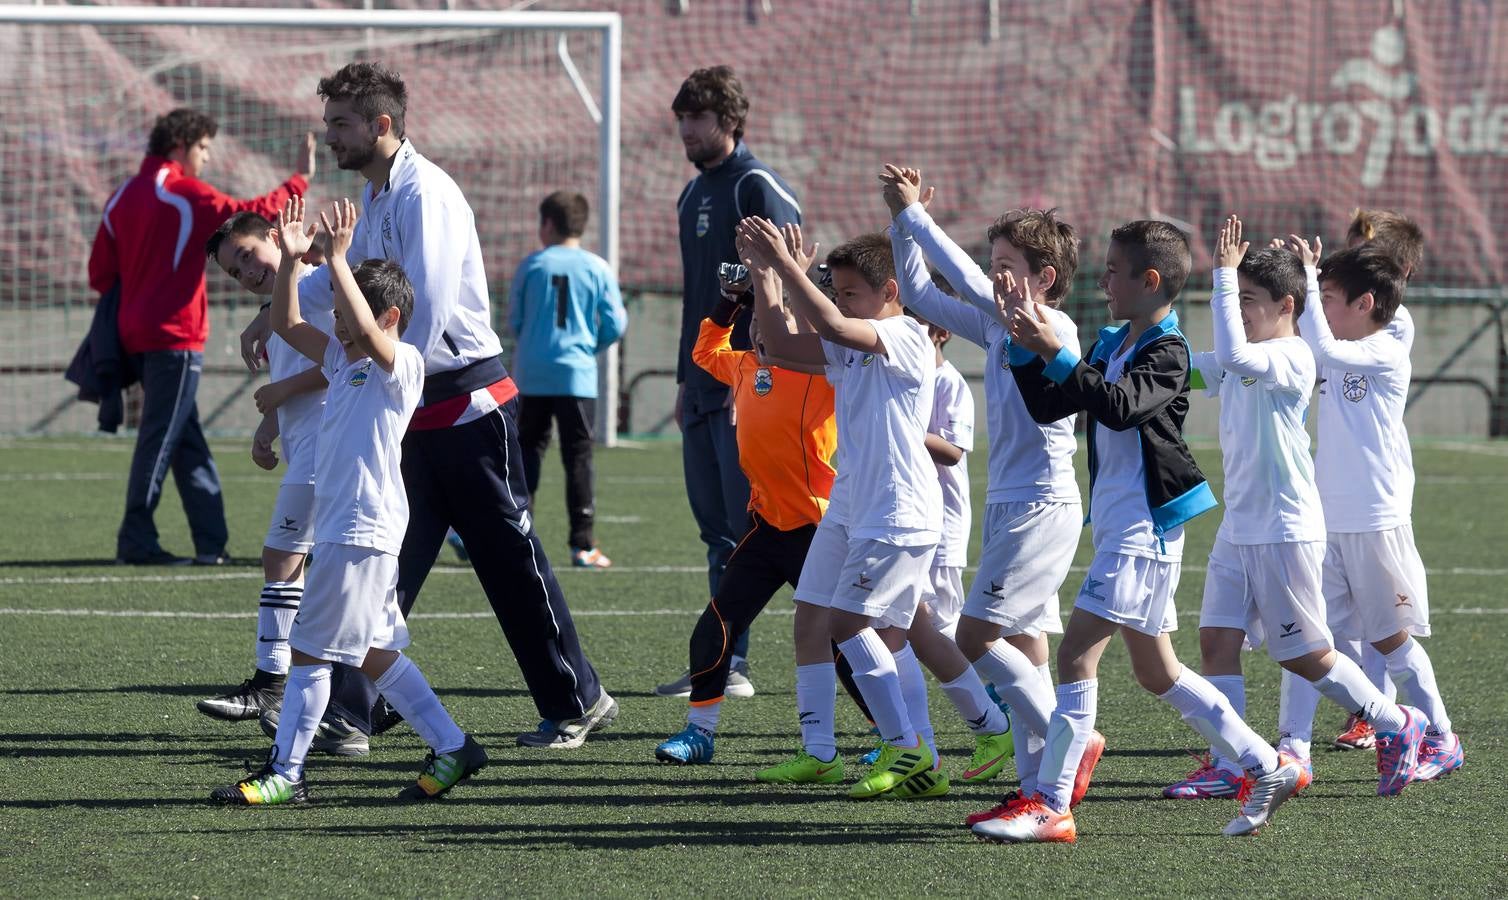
[1008,310,1218,535]
[676,141,801,415]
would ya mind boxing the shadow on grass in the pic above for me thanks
[0,558,258,569]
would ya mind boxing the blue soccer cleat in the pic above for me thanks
[655,725,715,765]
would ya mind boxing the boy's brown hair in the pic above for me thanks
[985,208,1080,306]
[1347,208,1424,280]
[825,233,895,291]
[1109,219,1192,302]
[540,191,590,238]
[352,259,416,334]
[1319,245,1406,326]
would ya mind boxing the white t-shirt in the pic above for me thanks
[821,315,942,546]
[1299,267,1414,532]
[889,206,1080,505]
[1091,340,1184,561]
[1194,267,1326,544]
[265,304,333,485]
[930,359,975,566]
[313,338,425,554]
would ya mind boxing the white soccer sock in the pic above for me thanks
[1383,637,1451,737]
[1205,674,1247,775]
[1313,653,1407,733]
[1278,668,1321,755]
[272,662,332,781]
[1036,679,1098,812]
[940,669,1009,735]
[373,654,465,754]
[1160,669,1279,776]
[970,640,1053,739]
[837,630,918,749]
[1362,643,1397,702]
[256,581,302,675]
[687,701,720,734]
[794,663,838,761]
[892,644,936,758]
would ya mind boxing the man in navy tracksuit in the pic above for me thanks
[656,66,801,697]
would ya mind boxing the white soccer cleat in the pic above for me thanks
[1223,759,1302,837]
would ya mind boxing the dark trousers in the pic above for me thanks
[681,402,753,659]
[688,515,871,723]
[326,399,603,731]
[518,394,597,551]
[116,350,227,560]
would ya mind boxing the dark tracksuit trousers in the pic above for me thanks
[518,394,597,552]
[326,397,602,730]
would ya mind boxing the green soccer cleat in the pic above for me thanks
[961,730,1013,783]
[398,735,488,801]
[756,749,844,784]
[888,766,951,799]
[849,741,934,799]
[210,762,307,807]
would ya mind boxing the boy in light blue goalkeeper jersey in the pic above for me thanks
[508,191,627,568]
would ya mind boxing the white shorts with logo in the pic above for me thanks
[1073,550,1181,636]
[288,542,410,666]
[924,565,966,639]
[1323,526,1430,642]
[961,500,1080,636]
[1200,538,1333,661]
[263,482,316,554]
[793,519,935,630]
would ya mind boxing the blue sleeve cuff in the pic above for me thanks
[1006,339,1038,368]
[1041,345,1080,384]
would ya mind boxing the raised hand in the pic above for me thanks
[1008,301,1060,356]
[318,198,360,260]
[1286,233,1323,267]
[993,269,1034,323]
[276,196,318,260]
[782,222,821,272]
[879,164,935,217]
[736,216,793,270]
[1215,214,1249,269]
[296,131,317,178]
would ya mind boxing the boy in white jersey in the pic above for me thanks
[1278,236,1461,781]
[880,167,1102,816]
[978,219,1303,843]
[197,212,331,727]
[912,306,973,639]
[743,220,969,799]
[212,197,486,805]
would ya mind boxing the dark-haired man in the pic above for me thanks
[240,63,614,752]
[656,65,801,697]
[90,108,312,565]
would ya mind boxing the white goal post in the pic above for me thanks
[0,4,622,445]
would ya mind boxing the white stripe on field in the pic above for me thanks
[1,606,1503,621]
[5,563,1507,588]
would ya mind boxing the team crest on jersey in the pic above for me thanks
[349,361,372,387]
[753,367,773,396]
[1240,375,1257,386]
[861,353,876,367]
[1342,372,1368,402]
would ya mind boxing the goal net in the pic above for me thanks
[0,6,621,441]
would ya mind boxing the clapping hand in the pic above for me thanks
[1286,233,1323,267]
[276,197,318,260]
[318,198,359,260]
[879,164,935,217]
[1215,215,1249,269]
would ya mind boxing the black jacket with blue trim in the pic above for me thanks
[676,141,801,413]
[1008,309,1217,535]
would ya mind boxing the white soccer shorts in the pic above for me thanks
[288,542,410,666]
[1200,538,1334,662]
[1073,551,1181,637]
[961,501,1081,636]
[262,482,316,554]
[1323,526,1430,642]
[924,565,966,639]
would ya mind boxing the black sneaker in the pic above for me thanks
[210,748,309,806]
[371,699,405,736]
[397,735,488,801]
[116,549,189,566]
[197,670,286,721]
[259,707,369,757]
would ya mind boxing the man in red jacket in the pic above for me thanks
[90,108,313,564]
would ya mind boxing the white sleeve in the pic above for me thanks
[1211,266,1285,382]
[1191,350,1225,397]
[893,203,999,318]
[1387,304,1415,350]
[889,224,993,347]
[393,186,471,363]
[321,336,344,379]
[297,265,335,318]
[934,370,975,450]
[1299,266,1409,374]
[873,316,930,387]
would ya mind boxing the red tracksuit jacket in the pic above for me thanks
[87,156,307,354]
